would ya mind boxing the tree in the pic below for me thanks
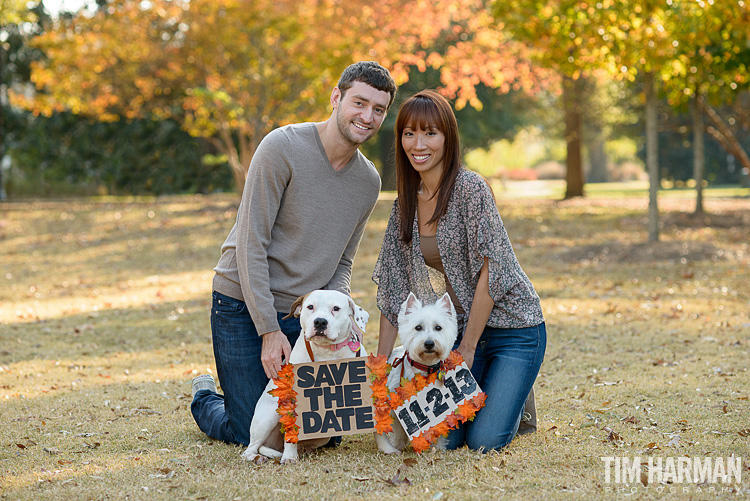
[1,0,45,199]
[660,0,750,215]
[597,1,684,242]
[492,0,617,199]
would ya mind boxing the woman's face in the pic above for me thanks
[401,123,446,178]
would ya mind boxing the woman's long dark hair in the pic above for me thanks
[395,90,461,244]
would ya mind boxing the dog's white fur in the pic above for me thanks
[242,290,383,464]
[376,292,458,452]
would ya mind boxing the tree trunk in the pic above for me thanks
[212,129,261,193]
[0,48,6,200]
[645,71,660,243]
[697,95,750,173]
[563,75,585,198]
[692,93,705,216]
[586,126,609,183]
[377,125,396,191]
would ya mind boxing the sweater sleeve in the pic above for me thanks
[236,131,291,335]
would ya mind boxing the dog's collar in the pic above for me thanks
[395,354,443,375]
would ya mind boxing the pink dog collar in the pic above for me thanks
[323,317,364,353]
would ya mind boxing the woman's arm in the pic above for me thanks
[457,257,494,369]
[377,312,399,357]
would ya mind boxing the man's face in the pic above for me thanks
[332,81,391,146]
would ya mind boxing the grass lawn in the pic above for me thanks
[1,183,749,500]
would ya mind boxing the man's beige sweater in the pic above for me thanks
[212,123,381,335]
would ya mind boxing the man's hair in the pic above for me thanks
[337,61,397,110]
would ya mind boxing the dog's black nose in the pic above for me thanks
[424,339,435,350]
[314,318,328,330]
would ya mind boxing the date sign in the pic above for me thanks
[395,363,482,439]
[293,359,375,440]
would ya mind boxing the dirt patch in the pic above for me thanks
[554,240,733,264]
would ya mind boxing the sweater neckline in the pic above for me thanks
[311,124,358,176]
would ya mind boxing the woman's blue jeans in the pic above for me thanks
[190,291,300,446]
[444,322,546,451]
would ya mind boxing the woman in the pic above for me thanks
[373,90,546,451]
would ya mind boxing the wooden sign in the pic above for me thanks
[394,363,482,440]
[292,359,375,440]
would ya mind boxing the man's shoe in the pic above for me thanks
[191,374,217,397]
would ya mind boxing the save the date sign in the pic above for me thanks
[394,363,482,439]
[292,359,375,440]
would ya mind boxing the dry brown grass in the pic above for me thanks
[1,190,749,500]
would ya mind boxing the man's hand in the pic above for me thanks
[261,330,292,379]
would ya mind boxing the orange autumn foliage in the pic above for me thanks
[270,363,299,443]
[367,354,393,435]
[443,350,465,372]
[411,433,431,454]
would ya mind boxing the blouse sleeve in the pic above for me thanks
[464,177,526,302]
[372,200,412,328]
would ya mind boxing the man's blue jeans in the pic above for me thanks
[444,322,546,451]
[190,291,300,446]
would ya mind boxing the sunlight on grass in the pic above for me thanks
[1,190,749,500]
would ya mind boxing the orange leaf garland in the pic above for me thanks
[365,354,390,380]
[411,433,431,454]
[367,354,393,435]
[270,363,299,443]
[443,350,465,372]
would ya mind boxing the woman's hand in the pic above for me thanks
[457,343,476,370]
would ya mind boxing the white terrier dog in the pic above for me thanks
[376,292,458,452]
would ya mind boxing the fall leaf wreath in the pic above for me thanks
[270,363,299,443]
[272,351,486,452]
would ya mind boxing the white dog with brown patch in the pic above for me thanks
[241,290,397,463]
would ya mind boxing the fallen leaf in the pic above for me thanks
[403,458,417,468]
[16,443,26,449]
[738,429,750,437]
[644,442,660,452]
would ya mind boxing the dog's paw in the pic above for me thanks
[240,449,258,463]
[280,454,299,464]
[375,434,402,455]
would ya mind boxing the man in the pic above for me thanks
[190,61,397,446]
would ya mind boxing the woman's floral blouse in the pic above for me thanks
[373,169,544,333]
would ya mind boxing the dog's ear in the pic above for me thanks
[284,292,311,319]
[346,296,357,318]
[436,292,456,318]
[399,292,422,317]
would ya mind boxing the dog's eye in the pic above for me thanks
[333,306,340,312]
[415,324,423,331]
[435,325,442,331]
[307,305,314,310]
